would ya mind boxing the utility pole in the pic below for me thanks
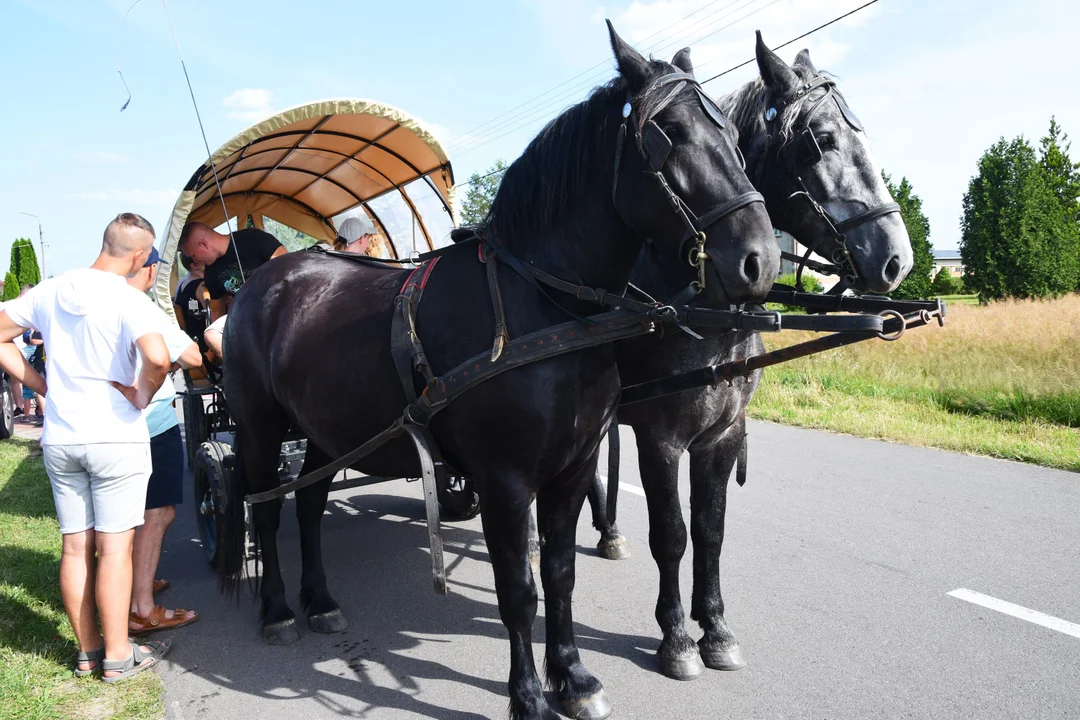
[17,212,46,278]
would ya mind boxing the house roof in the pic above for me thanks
[933,249,961,260]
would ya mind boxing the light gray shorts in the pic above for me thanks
[43,443,152,534]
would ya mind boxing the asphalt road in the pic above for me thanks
[156,420,1079,719]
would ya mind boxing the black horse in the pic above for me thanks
[585,35,914,680]
[217,24,778,720]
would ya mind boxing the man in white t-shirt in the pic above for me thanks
[124,247,203,636]
[0,213,173,683]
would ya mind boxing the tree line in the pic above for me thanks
[961,118,1080,301]
[2,239,42,301]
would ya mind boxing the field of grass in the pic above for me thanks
[0,439,163,720]
[749,294,1080,473]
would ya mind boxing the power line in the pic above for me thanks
[458,165,507,188]
[445,0,740,147]
[700,0,883,85]
[450,0,782,156]
[453,0,885,164]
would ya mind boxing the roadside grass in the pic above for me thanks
[0,439,163,720]
[749,294,1080,473]
[935,294,979,305]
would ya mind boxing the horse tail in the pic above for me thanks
[217,437,250,600]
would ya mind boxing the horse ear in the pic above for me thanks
[755,30,798,93]
[793,48,817,73]
[671,47,694,76]
[607,20,650,90]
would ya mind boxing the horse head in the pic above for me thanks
[608,23,779,305]
[728,32,913,294]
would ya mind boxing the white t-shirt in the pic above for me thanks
[4,269,164,446]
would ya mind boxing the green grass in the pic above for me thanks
[749,294,1080,473]
[937,294,979,305]
[0,439,163,720]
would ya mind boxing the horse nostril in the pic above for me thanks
[743,252,762,285]
[884,255,902,283]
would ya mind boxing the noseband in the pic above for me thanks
[770,76,901,293]
[612,72,765,294]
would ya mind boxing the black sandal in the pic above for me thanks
[101,639,172,684]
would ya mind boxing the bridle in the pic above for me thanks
[768,75,901,294]
[612,71,765,299]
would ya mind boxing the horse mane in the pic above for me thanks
[481,60,680,248]
[719,64,846,154]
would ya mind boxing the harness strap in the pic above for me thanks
[833,202,901,234]
[480,244,511,361]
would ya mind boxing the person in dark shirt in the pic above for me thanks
[177,222,286,322]
[172,254,210,351]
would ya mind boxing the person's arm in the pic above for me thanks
[271,246,288,259]
[110,333,170,409]
[175,341,202,370]
[173,303,188,332]
[0,343,46,396]
[208,297,229,324]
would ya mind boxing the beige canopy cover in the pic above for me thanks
[153,98,457,317]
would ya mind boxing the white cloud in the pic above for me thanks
[223,88,276,122]
[71,151,130,165]
[66,188,179,204]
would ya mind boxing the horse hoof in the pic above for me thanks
[561,690,613,720]
[309,609,348,634]
[700,643,746,671]
[596,534,630,561]
[659,651,705,680]
[263,619,301,645]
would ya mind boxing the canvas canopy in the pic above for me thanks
[153,98,457,317]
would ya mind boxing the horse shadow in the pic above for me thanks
[158,486,662,718]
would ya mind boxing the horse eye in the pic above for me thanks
[818,134,834,148]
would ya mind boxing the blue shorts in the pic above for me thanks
[22,385,36,400]
[146,425,184,509]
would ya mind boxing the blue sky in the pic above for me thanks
[3,0,1078,276]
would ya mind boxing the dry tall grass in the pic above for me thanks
[751,294,1080,471]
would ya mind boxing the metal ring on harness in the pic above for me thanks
[876,309,906,341]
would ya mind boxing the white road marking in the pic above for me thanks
[598,474,647,498]
[947,588,1080,639]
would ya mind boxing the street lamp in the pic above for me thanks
[17,212,46,279]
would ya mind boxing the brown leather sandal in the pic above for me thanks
[152,579,169,595]
[129,605,199,635]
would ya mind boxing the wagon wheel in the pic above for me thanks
[183,393,208,469]
[0,379,14,440]
[192,440,245,568]
[437,474,480,521]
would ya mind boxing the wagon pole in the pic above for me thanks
[17,212,45,279]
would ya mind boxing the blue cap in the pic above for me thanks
[144,246,167,267]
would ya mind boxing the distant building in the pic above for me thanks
[932,249,963,278]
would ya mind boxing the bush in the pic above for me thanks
[2,271,17,301]
[930,267,959,295]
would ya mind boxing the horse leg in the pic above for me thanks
[688,422,745,671]
[295,443,346,634]
[637,436,702,680]
[480,479,558,720]
[588,471,629,561]
[538,463,612,720]
[238,428,300,645]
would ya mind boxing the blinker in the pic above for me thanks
[835,96,863,131]
[696,90,726,129]
[642,121,673,173]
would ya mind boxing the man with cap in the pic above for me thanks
[177,222,286,323]
[334,214,388,257]
[125,247,204,636]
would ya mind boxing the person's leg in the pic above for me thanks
[84,442,156,674]
[95,528,137,664]
[60,529,104,671]
[43,446,102,670]
[10,378,22,416]
[131,505,177,616]
[131,426,195,624]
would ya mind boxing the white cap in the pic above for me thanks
[338,214,376,242]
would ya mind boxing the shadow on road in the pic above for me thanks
[158,486,658,718]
